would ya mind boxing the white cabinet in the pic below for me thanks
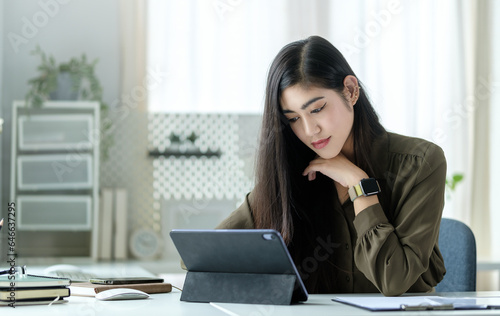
[18,114,94,150]
[10,101,100,258]
[17,154,93,190]
[17,195,92,230]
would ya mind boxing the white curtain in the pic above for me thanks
[147,0,288,113]
[142,0,497,257]
[340,1,475,222]
[120,0,147,112]
[489,0,500,259]
[473,0,499,260]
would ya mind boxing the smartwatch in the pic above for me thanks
[348,178,381,202]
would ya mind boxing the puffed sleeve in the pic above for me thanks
[353,141,447,296]
[216,192,255,229]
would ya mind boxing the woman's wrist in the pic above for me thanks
[348,172,380,216]
[347,171,369,188]
[353,195,379,216]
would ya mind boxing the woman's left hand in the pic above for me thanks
[302,153,368,187]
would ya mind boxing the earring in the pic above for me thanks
[352,87,360,105]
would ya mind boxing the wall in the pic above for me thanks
[98,110,260,261]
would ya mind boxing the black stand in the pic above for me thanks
[180,271,297,305]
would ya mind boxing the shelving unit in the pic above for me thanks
[10,101,100,258]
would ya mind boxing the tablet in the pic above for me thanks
[170,229,308,303]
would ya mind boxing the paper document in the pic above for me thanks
[332,295,500,311]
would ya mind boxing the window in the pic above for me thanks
[147,0,289,113]
[145,0,483,223]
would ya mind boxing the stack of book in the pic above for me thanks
[0,274,70,306]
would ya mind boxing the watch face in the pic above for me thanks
[361,178,381,196]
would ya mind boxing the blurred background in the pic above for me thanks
[0,0,499,289]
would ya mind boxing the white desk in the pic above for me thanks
[6,261,500,314]
[4,291,500,315]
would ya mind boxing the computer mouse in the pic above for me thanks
[95,288,150,301]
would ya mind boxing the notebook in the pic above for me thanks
[1,274,70,305]
[0,287,70,300]
[0,297,68,306]
[0,274,70,288]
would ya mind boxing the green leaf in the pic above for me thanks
[453,174,463,183]
[446,173,464,192]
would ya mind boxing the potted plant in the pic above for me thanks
[446,173,464,199]
[24,46,113,159]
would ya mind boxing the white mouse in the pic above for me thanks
[95,288,150,301]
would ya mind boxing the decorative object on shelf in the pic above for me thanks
[148,113,255,201]
[24,45,113,160]
[148,148,221,158]
[129,228,163,260]
[168,132,182,144]
[149,131,221,158]
[168,131,198,145]
[25,46,105,108]
[186,131,198,143]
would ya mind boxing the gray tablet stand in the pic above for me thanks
[181,271,298,305]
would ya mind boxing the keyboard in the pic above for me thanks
[51,270,98,282]
[39,264,156,283]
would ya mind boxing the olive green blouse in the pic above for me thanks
[216,132,446,296]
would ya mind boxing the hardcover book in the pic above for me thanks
[0,297,68,306]
[0,274,71,288]
[0,287,70,300]
[70,282,172,297]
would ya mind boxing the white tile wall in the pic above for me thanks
[100,111,261,259]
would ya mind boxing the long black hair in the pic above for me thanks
[252,36,385,247]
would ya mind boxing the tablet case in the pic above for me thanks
[170,229,308,305]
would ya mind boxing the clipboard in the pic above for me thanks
[332,295,500,311]
[170,229,308,305]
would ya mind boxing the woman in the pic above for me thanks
[217,36,446,296]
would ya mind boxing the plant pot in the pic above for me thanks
[49,71,78,100]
